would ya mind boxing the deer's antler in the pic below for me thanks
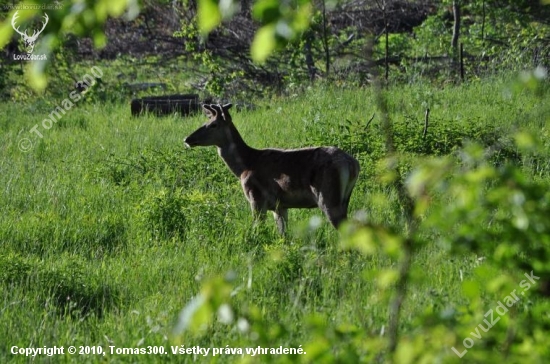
[11,12,49,41]
[28,13,48,40]
[35,13,49,38]
[11,11,28,38]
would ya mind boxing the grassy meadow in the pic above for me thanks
[1,76,550,363]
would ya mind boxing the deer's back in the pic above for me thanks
[240,146,359,209]
[249,145,344,170]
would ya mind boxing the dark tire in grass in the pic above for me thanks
[131,94,200,116]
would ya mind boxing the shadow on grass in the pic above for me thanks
[0,252,120,319]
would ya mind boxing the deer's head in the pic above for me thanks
[184,103,233,147]
[11,11,49,54]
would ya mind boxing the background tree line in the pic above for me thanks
[0,0,549,98]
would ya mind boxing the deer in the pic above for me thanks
[184,103,360,235]
[11,11,49,54]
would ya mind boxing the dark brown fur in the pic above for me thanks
[184,103,360,234]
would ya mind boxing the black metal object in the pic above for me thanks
[131,94,200,116]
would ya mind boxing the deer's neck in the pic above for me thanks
[217,125,255,178]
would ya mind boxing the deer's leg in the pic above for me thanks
[315,168,349,229]
[340,175,358,220]
[322,204,347,229]
[343,162,359,214]
[322,160,360,229]
[244,186,268,227]
[272,208,288,235]
[317,191,347,229]
[249,199,267,224]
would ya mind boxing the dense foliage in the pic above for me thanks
[0,0,549,363]
[1,0,549,97]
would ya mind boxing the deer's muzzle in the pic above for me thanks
[184,136,197,148]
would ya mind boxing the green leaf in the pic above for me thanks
[251,24,277,63]
[106,0,131,17]
[95,0,109,22]
[93,29,107,48]
[198,0,221,35]
[291,2,312,31]
[395,340,415,364]
[378,269,399,288]
[28,60,48,92]
[303,337,331,362]
[515,131,541,151]
[0,15,15,49]
[340,223,379,255]
[462,280,480,300]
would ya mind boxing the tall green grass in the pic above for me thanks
[0,76,548,362]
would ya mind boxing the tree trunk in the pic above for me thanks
[481,0,486,44]
[321,0,330,76]
[384,1,389,81]
[451,1,461,51]
[304,32,316,82]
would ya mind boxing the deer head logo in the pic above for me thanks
[11,11,49,54]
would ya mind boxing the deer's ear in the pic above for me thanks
[222,103,233,111]
[202,104,215,118]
